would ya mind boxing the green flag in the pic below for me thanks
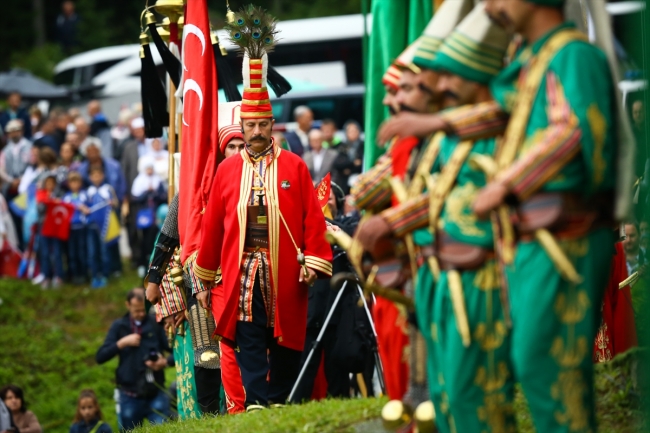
[363,0,433,170]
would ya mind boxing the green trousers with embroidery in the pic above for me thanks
[173,321,202,420]
[506,229,613,433]
[417,260,517,433]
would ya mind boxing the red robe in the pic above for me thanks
[195,145,333,351]
[593,242,638,362]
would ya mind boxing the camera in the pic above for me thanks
[144,350,159,363]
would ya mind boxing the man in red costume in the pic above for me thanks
[193,10,332,410]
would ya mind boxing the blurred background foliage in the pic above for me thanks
[0,0,361,80]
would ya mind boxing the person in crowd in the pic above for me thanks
[271,131,291,151]
[96,289,171,430]
[65,132,85,163]
[342,121,364,174]
[0,120,32,198]
[0,399,18,433]
[142,138,169,181]
[68,108,82,123]
[36,174,64,289]
[0,385,42,433]
[80,143,125,277]
[320,119,341,149]
[111,109,134,152]
[0,193,19,253]
[0,92,32,139]
[284,105,313,156]
[29,106,44,138]
[33,118,61,153]
[130,161,166,278]
[78,143,126,203]
[75,118,102,157]
[119,118,147,191]
[56,0,80,53]
[85,166,118,289]
[631,99,647,177]
[60,142,82,174]
[624,222,646,276]
[291,183,361,402]
[87,100,113,159]
[303,129,338,183]
[120,117,147,269]
[69,389,113,433]
[49,108,71,147]
[194,50,333,410]
[63,171,89,285]
[19,147,58,195]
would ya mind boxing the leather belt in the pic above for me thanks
[246,205,269,248]
[515,192,613,240]
[419,231,493,271]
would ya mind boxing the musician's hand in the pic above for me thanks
[377,112,448,144]
[326,222,341,232]
[163,311,185,333]
[121,201,130,219]
[355,216,392,255]
[196,290,210,310]
[472,181,509,219]
[299,267,317,286]
[146,282,161,305]
[639,264,647,277]
[199,277,215,290]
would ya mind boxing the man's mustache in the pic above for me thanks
[487,11,512,31]
[442,90,459,101]
[249,134,267,142]
[399,104,417,113]
[389,106,398,116]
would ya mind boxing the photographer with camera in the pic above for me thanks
[96,289,171,431]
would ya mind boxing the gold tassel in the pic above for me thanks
[447,270,471,347]
[427,257,441,282]
[534,229,583,284]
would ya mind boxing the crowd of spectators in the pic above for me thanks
[0,92,170,288]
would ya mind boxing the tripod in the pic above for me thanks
[288,279,387,402]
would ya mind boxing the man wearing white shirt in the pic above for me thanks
[285,106,313,157]
[302,129,338,183]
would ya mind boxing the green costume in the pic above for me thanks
[488,22,616,433]
[173,322,202,419]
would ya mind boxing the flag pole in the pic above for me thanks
[168,81,177,204]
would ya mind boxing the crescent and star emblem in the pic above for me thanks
[52,205,69,225]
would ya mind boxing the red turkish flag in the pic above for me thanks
[41,202,75,241]
[178,0,219,264]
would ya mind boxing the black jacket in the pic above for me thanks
[96,313,170,394]
[306,214,360,329]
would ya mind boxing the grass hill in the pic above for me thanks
[0,273,143,432]
[0,273,646,433]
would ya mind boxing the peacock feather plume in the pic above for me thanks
[224,5,278,59]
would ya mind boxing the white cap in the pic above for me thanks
[131,117,145,129]
[5,119,23,133]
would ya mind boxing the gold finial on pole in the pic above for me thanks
[154,0,184,23]
[226,0,236,24]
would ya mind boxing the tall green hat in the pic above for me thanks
[412,0,474,71]
[431,3,510,84]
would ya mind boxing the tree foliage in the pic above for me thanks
[1,0,361,80]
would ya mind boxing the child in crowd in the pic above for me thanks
[36,174,64,289]
[69,389,113,433]
[86,166,118,289]
[63,171,89,284]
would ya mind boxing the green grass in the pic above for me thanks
[133,398,387,433]
[0,272,646,433]
[0,272,144,433]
